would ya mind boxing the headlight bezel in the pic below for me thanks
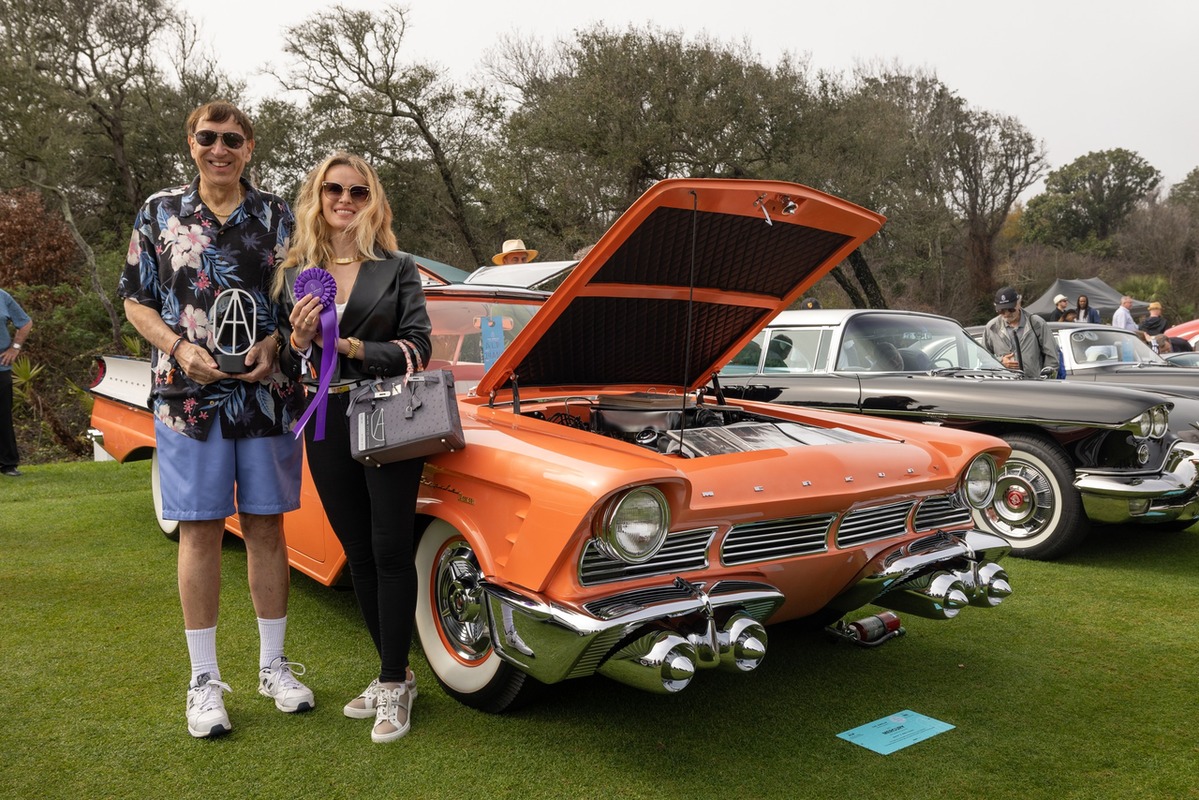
[960,453,998,509]
[1126,405,1171,439]
[1150,405,1169,438]
[594,486,671,564]
[1130,412,1152,438]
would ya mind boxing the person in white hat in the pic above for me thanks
[1048,293,1070,321]
[492,239,538,265]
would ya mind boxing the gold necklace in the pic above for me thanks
[203,189,243,219]
[331,257,359,265]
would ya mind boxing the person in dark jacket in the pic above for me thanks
[1076,294,1101,324]
[1138,301,1169,336]
[275,152,432,744]
[1047,293,1070,321]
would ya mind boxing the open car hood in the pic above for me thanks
[475,178,885,397]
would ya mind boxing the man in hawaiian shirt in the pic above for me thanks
[119,101,313,738]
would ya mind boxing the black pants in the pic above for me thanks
[0,371,17,469]
[303,392,424,683]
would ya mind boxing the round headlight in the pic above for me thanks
[595,487,670,564]
[1151,405,1169,438]
[1130,412,1152,438]
[962,454,997,509]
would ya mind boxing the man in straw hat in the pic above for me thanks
[492,239,538,265]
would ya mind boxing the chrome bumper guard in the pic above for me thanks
[822,529,1013,620]
[1076,441,1199,524]
[484,579,784,693]
[483,529,1012,694]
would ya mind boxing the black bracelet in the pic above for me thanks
[167,336,185,358]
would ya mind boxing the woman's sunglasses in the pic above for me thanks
[321,182,371,202]
[192,130,247,149]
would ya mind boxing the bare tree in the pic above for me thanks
[276,4,490,264]
[945,110,1046,313]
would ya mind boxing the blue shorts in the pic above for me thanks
[155,417,302,521]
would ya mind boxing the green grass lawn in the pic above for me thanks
[3,461,1199,800]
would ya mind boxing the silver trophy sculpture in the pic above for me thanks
[211,288,257,374]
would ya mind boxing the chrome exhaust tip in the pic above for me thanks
[717,613,768,673]
[970,562,1012,608]
[879,571,970,620]
[597,631,698,693]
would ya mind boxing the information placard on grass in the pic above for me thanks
[837,710,954,755]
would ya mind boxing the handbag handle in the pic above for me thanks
[390,339,425,379]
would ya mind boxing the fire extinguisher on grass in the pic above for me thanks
[827,611,905,648]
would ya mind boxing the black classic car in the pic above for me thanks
[719,308,1199,560]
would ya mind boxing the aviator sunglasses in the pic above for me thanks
[321,182,371,202]
[192,129,247,149]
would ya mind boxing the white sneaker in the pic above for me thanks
[258,656,315,713]
[371,684,412,743]
[343,672,418,719]
[187,673,232,738]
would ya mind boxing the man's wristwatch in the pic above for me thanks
[10,342,21,350]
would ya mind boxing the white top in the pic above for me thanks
[1112,305,1137,332]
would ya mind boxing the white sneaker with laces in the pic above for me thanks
[343,672,418,719]
[371,684,412,743]
[187,673,232,738]
[258,656,315,713]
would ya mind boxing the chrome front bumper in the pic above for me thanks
[484,579,784,693]
[483,529,1012,695]
[1076,442,1199,524]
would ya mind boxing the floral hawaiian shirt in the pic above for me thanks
[119,177,303,441]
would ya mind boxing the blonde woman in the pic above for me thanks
[274,152,432,743]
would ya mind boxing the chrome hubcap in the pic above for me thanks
[434,542,490,661]
[990,460,1054,540]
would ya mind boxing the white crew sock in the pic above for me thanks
[185,626,219,682]
[258,616,288,670]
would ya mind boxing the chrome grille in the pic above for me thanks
[835,501,914,548]
[584,584,696,618]
[913,495,973,531]
[721,514,835,565]
[578,528,715,586]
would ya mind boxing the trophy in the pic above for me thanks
[211,288,257,374]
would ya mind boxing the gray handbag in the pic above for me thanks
[346,342,465,467]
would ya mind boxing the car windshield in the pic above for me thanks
[1064,327,1168,368]
[426,297,541,381]
[724,313,1006,374]
[834,314,1005,373]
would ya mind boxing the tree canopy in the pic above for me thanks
[1021,148,1163,253]
[1,5,1196,463]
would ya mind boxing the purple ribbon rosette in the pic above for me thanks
[292,268,339,441]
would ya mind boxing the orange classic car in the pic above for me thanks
[89,178,1014,712]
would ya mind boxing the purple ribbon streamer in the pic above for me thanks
[292,268,339,441]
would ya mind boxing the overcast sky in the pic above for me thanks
[190,0,1198,194]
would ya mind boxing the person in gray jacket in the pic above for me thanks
[981,286,1059,379]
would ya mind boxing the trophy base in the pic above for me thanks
[217,353,250,374]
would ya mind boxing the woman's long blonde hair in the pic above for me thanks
[273,152,398,300]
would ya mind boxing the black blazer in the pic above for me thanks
[279,251,433,384]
